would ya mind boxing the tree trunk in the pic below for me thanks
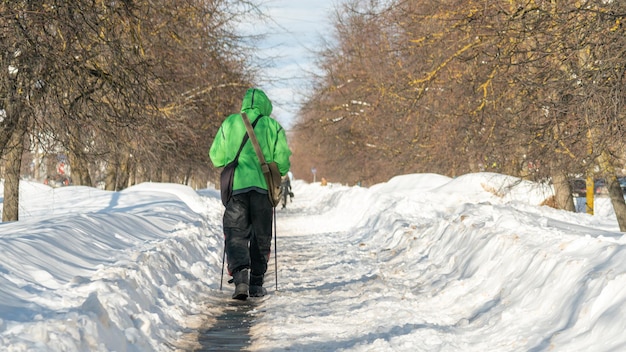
[67,150,92,186]
[599,151,626,231]
[2,121,26,222]
[184,166,192,185]
[128,162,136,187]
[64,120,92,186]
[606,175,626,231]
[117,152,131,190]
[0,79,23,158]
[552,171,575,212]
[105,158,118,191]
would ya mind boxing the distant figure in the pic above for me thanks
[280,175,292,209]
[321,177,327,186]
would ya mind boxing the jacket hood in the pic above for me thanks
[240,88,273,117]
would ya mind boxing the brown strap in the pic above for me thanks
[233,115,262,163]
[241,112,270,174]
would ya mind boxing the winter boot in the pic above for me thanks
[232,269,249,300]
[249,273,267,297]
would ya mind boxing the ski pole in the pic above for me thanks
[273,208,277,290]
[220,241,225,291]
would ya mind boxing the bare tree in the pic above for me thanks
[293,0,626,226]
[0,0,261,220]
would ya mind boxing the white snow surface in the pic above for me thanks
[1,173,626,351]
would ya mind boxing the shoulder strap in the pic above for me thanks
[241,112,268,165]
[233,114,262,162]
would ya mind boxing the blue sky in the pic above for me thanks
[239,0,338,129]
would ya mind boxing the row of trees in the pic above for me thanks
[1,0,263,221]
[291,0,626,228]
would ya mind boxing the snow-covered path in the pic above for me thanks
[250,207,382,351]
[247,180,442,351]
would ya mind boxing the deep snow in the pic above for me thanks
[1,173,625,351]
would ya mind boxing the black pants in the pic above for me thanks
[223,191,272,277]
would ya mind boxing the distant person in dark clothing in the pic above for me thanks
[280,175,292,209]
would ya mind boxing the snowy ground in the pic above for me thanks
[1,173,625,351]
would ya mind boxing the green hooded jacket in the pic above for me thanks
[209,88,292,194]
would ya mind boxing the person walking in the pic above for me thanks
[209,88,292,300]
[280,175,292,209]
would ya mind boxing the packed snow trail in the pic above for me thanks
[246,181,422,351]
[173,286,269,351]
[194,297,263,350]
[249,203,386,351]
